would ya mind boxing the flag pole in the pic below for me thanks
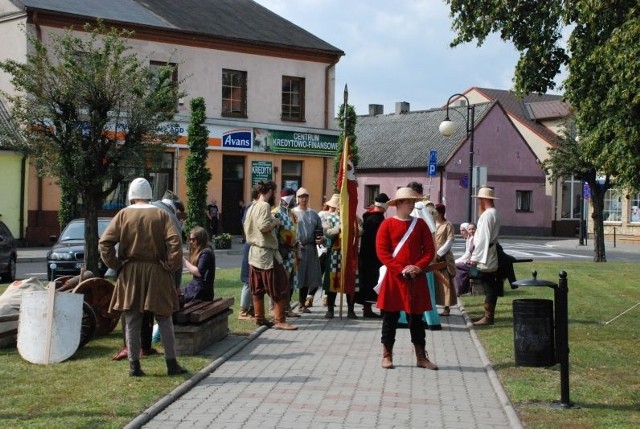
[338,84,348,319]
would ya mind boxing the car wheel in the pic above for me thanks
[1,257,16,282]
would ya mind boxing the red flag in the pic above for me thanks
[338,138,358,296]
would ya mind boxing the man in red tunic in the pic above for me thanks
[376,187,438,370]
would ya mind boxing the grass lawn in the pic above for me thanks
[0,268,252,428]
[1,262,639,428]
[464,261,640,429]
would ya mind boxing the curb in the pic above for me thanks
[458,299,524,429]
[123,325,268,429]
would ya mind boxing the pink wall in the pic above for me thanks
[356,104,551,235]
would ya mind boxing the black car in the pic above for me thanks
[0,220,17,282]
[46,218,112,281]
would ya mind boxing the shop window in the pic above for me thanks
[222,69,247,117]
[603,188,622,222]
[281,160,302,191]
[516,190,532,212]
[102,152,174,210]
[629,193,640,223]
[561,176,582,219]
[281,76,305,121]
[364,185,380,208]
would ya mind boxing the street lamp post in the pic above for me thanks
[439,93,476,222]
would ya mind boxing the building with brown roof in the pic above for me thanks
[0,0,344,244]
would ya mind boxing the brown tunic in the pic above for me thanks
[99,204,183,317]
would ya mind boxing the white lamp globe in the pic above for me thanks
[439,120,457,137]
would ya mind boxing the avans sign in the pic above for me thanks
[222,129,252,149]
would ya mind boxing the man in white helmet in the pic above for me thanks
[100,178,187,377]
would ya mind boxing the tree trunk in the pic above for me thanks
[588,183,607,262]
[83,191,103,276]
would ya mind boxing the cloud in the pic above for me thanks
[255,0,525,114]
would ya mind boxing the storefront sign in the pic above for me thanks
[251,161,273,185]
[254,129,338,156]
[222,129,252,150]
[168,121,339,157]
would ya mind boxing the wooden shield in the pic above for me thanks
[17,286,84,364]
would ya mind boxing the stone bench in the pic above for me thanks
[172,297,234,356]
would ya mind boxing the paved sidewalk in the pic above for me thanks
[131,303,522,429]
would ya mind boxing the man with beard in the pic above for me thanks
[243,180,298,330]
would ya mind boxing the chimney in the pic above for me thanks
[395,101,410,114]
[369,104,384,116]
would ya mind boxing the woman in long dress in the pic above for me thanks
[376,187,438,370]
[433,203,457,316]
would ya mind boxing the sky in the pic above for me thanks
[253,0,533,115]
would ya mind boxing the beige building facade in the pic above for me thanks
[0,0,343,243]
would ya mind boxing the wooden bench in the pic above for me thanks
[172,297,234,356]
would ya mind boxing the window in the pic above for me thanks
[150,61,179,110]
[102,152,174,210]
[365,185,380,208]
[281,160,302,191]
[603,188,622,222]
[281,76,305,121]
[516,190,532,212]
[561,176,582,219]
[222,69,247,117]
[630,193,640,223]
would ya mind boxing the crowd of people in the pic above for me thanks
[100,176,505,375]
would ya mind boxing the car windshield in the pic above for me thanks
[59,220,111,242]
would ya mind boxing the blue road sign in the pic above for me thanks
[428,163,437,177]
[429,150,437,164]
[583,183,591,200]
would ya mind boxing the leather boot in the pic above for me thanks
[473,303,496,326]
[382,345,394,369]
[414,345,438,370]
[238,307,253,320]
[274,299,298,330]
[129,360,145,377]
[166,358,188,376]
[253,297,274,328]
[362,304,381,319]
[471,303,490,322]
[305,296,314,308]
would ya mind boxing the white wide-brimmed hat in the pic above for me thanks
[325,193,340,208]
[472,187,499,200]
[387,187,423,206]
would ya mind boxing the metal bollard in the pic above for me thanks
[555,271,572,408]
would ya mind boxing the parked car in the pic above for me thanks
[0,220,17,282]
[47,218,112,281]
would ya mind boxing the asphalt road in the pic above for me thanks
[15,238,638,282]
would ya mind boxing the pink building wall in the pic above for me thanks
[356,103,551,235]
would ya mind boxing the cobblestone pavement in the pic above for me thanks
[134,301,521,429]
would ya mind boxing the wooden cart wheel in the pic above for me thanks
[54,276,75,291]
[79,301,97,348]
[72,278,118,336]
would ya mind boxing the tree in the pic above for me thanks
[542,118,612,261]
[333,103,358,192]
[0,23,180,274]
[445,0,640,262]
[184,97,212,236]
